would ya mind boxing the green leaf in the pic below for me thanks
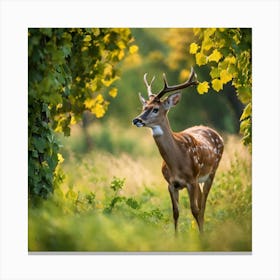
[228,64,237,75]
[61,44,72,57]
[40,28,52,37]
[32,150,39,158]
[126,198,141,209]
[110,177,125,192]
[236,86,251,104]
[33,137,47,153]
[42,92,62,106]
[52,49,65,64]
[210,67,220,79]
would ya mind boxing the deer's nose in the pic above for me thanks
[132,118,145,127]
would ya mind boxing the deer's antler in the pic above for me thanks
[155,67,198,100]
[143,73,156,98]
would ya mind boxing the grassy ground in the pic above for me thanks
[28,121,252,252]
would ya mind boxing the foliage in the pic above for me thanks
[28,28,134,198]
[189,28,252,147]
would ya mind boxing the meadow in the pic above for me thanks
[28,120,252,252]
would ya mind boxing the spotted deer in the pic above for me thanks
[132,68,224,233]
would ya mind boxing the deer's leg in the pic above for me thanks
[168,184,179,233]
[187,183,203,233]
[200,172,215,227]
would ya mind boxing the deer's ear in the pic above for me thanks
[163,92,181,110]
[138,92,147,106]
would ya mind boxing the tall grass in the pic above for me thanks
[29,121,251,252]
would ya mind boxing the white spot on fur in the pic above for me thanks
[151,125,163,136]
[199,183,204,193]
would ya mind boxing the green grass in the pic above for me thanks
[28,121,252,252]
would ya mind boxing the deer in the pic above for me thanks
[132,68,224,234]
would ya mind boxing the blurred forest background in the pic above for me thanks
[28,28,252,252]
[80,28,243,153]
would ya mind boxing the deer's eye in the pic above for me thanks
[152,108,159,114]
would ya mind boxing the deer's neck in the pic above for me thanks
[152,119,180,170]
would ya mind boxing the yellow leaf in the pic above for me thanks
[189,43,199,54]
[57,153,64,164]
[208,49,223,63]
[101,76,119,87]
[220,70,232,84]
[129,45,139,54]
[197,81,209,94]
[218,39,226,48]
[104,64,113,76]
[212,79,223,92]
[70,115,77,125]
[92,28,100,36]
[233,34,240,44]
[204,28,216,38]
[195,52,207,66]
[104,33,110,44]
[226,55,236,64]
[84,98,95,109]
[84,94,103,109]
[88,79,97,92]
[193,28,201,36]
[117,40,126,50]
[118,50,125,60]
[83,35,92,42]
[93,103,106,118]
[95,94,103,103]
[81,46,88,52]
[202,38,214,51]
[240,102,252,121]
[84,94,108,118]
[56,103,63,109]
[109,88,118,98]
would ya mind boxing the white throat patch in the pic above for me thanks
[151,125,163,136]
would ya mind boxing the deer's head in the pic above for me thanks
[132,68,198,134]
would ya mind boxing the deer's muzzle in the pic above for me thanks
[132,118,145,127]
